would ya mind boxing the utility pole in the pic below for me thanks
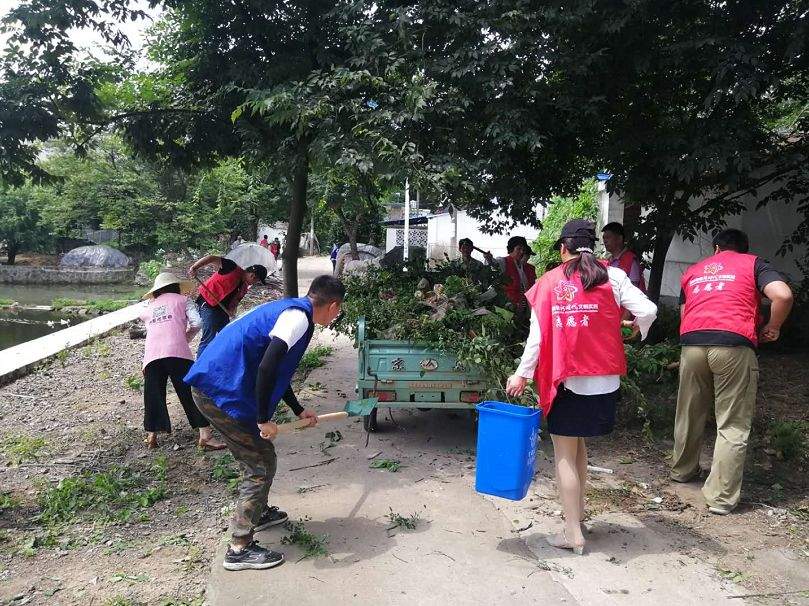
[403,178,410,263]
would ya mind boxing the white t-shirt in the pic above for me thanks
[515,266,658,395]
[269,308,310,349]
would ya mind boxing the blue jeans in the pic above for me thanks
[197,302,230,358]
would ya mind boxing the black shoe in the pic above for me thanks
[254,506,289,532]
[223,541,284,571]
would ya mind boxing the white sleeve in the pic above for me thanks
[515,309,541,378]
[269,309,310,349]
[608,267,657,339]
[185,298,202,341]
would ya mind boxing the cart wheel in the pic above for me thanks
[363,407,379,432]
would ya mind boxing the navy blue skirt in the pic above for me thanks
[546,386,619,437]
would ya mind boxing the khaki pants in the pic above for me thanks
[671,346,759,510]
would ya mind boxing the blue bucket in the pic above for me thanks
[475,401,541,501]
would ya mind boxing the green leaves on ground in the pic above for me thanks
[386,508,421,532]
[37,456,168,530]
[1,434,47,465]
[320,430,342,455]
[370,459,401,472]
[299,346,333,374]
[210,453,240,493]
[124,374,143,391]
[280,517,329,561]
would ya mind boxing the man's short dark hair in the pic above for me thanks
[602,222,625,237]
[507,236,529,253]
[307,275,345,306]
[713,228,749,253]
[458,238,473,248]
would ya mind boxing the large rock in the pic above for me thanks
[335,243,383,276]
[60,245,132,269]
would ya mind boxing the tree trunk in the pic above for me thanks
[646,228,674,304]
[6,242,18,265]
[284,145,309,297]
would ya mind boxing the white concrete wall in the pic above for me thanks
[426,210,541,262]
[659,198,804,297]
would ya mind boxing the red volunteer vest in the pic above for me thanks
[503,256,537,306]
[615,249,646,292]
[680,251,760,345]
[526,263,626,418]
[200,267,247,314]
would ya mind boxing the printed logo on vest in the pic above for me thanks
[703,262,724,275]
[553,281,579,303]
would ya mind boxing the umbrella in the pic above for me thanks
[225,243,277,274]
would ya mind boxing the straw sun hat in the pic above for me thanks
[142,272,195,300]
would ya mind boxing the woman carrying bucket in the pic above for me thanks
[505,219,656,554]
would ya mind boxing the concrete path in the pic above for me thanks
[205,331,575,605]
[205,306,744,605]
[0,302,142,382]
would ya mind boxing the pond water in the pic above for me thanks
[0,283,143,351]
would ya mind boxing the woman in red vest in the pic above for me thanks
[187,254,267,357]
[483,236,537,308]
[506,220,657,554]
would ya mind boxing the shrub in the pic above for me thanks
[530,179,599,275]
[768,421,808,461]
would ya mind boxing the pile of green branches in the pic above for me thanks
[333,261,533,404]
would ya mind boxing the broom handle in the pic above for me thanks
[275,411,349,434]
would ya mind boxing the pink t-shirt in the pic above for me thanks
[140,293,201,368]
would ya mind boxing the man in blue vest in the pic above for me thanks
[185,275,345,571]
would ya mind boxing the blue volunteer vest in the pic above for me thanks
[184,297,315,424]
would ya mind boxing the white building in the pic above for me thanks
[601,186,805,298]
[424,205,545,262]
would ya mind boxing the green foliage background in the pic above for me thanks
[530,179,600,275]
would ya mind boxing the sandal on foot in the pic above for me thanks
[198,438,227,451]
[546,531,585,555]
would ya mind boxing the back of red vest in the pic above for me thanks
[680,251,760,345]
[200,267,246,313]
[526,264,626,417]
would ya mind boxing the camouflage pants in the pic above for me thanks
[192,388,277,548]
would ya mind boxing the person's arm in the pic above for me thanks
[185,299,202,342]
[255,337,288,424]
[760,281,793,342]
[612,267,657,340]
[282,386,305,416]
[187,254,223,278]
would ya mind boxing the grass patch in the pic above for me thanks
[36,456,168,530]
[0,298,14,306]
[299,345,333,374]
[369,458,401,472]
[51,297,132,313]
[386,508,421,531]
[1,433,47,464]
[124,374,143,391]
[768,420,808,461]
[280,517,329,561]
[0,491,21,511]
[211,453,240,493]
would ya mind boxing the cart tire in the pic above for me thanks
[417,407,431,412]
[363,408,379,432]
